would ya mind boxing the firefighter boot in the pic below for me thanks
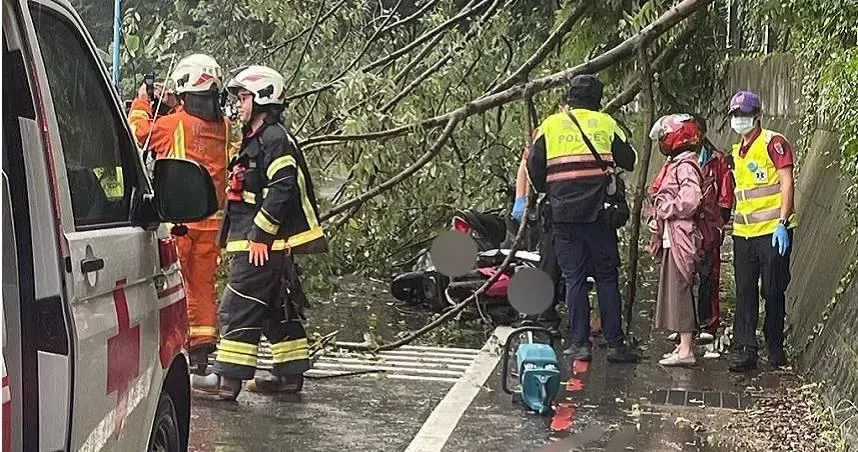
[191,373,243,401]
[188,344,216,376]
[245,370,304,394]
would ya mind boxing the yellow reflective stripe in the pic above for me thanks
[225,225,324,252]
[271,338,309,364]
[271,338,309,354]
[254,211,280,235]
[215,350,258,367]
[218,339,258,356]
[239,189,269,205]
[296,167,320,230]
[171,121,186,159]
[128,110,149,119]
[288,225,324,248]
[272,349,309,364]
[190,326,217,337]
[267,155,297,180]
[226,239,291,253]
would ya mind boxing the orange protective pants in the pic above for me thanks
[175,228,220,350]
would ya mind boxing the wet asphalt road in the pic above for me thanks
[189,377,450,452]
[188,307,773,452]
[190,269,776,451]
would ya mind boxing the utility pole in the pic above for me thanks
[112,0,122,91]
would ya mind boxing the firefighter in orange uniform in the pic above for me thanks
[128,54,230,372]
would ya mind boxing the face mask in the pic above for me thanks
[731,116,755,135]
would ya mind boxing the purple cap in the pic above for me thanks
[729,90,761,114]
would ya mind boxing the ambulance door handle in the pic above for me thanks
[80,257,105,274]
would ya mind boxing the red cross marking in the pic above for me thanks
[107,279,140,439]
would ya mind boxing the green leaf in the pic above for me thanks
[125,34,140,56]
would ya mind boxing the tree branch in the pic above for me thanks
[380,0,504,114]
[392,33,447,86]
[245,0,348,67]
[329,0,406,83]
[283,0,328,90]
[303,0,712,150]
[381,0,440,34]
[285,0,490,102]
[320,114,463,222]
[335,184,530,352]
[486,0,589,95]
[295,89,323,136]
[336,95,539,352]
[483,35,514,93]
[363,0,489,73]
[603,8,704,114]
[623,42,656,331]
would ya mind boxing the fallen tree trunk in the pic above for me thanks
[315,0,713,222]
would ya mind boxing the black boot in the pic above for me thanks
[188,344,216,376]
[768,347,787,368]
[246,371,304,394]
[606,343,641,363]
[562,343,592,361]
[191,373,243,401]
[728,347,758,372]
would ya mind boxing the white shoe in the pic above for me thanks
[667,332,679,342]
[697,332,715,344]
[658,353,696,367]
[662,345,680,359]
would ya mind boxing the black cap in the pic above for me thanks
[566,74,603,109]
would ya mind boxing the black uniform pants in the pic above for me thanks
[213,251,311,380]
[732,230,793,353]
[537,216,563,322]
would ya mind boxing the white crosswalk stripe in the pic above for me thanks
[212,340,484,383]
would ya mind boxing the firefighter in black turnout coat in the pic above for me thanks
[192,65,327,400]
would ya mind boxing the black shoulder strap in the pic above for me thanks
[564,108,609,171]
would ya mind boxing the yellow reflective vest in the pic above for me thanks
[731,129,797,238]
[540,109,624,183]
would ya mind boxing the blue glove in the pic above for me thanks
[512,196,526,222]
[772,223,790,256]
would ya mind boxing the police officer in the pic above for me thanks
[526,74,639,362]
[192,65,327,400]
[726,90,796,371]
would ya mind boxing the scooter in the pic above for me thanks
[389,182,541,324]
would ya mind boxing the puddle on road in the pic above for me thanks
[302,274,491,349]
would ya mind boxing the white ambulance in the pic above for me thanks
[2,0,219,450]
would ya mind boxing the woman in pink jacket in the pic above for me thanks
[646,114,705,367]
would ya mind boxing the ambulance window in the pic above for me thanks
[29,7,136,228]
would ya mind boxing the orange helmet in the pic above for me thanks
[649,114,703,156]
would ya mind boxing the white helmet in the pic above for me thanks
[170,53,223,94]
[226,65,287,106]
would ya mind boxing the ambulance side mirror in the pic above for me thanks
[152,159,218,223]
